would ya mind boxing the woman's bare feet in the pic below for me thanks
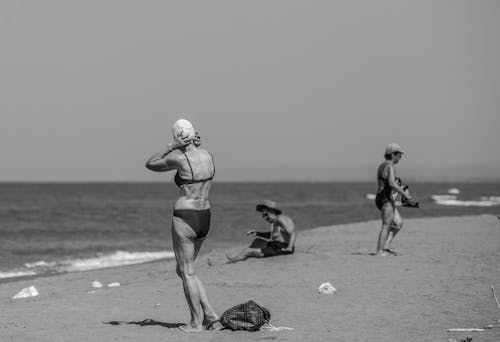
[178,323,203,333]
[225,254,237,263]
[202,314,220,330]
[383,248,397,256]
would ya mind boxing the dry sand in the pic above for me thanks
[1,215,499,342]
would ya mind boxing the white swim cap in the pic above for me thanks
[172,119,195,142]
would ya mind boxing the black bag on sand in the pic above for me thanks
[219,300,271,331]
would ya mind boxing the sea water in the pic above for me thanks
[1,182,499,281]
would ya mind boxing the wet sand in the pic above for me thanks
[1,215,499,342]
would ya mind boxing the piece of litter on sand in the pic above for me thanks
[447,328,484,332]
[449,337,473,342]
[154,303,160,307]
[107,282,120,287]
[259,323,294,332]
[12,286,39,299]
[318,282,336,294]
[92,281,103,288]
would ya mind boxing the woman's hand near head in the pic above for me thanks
[169,131,201,149]
[146,140,186,172]
[170,135,192,149]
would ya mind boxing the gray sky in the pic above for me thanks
[1,1,499,181]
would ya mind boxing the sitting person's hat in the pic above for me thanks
[256,200,282,215]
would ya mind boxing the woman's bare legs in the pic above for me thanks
[385,208,403,251]
[172,217,217,331]
[172,217,203,331]
[192,238,218,327]
[376,203,395,255]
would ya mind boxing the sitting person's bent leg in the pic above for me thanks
[261,241,290,257]
[249,238,268,249]
[226,247,263,263]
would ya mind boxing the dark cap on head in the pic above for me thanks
[256,200,282,215]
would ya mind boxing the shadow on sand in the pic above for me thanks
[351,252,377,256]
[351,250,399,256]
[103,319,183,329]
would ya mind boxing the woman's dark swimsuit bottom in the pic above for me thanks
[375,191,394,210]
[250,239,294,257]
[173,209,211,239]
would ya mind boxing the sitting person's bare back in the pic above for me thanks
[226,200,296,263]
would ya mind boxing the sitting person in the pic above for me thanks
[226,200,296,263]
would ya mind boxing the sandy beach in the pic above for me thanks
[1,215,499,342]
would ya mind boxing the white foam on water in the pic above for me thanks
[432,194,500,207]
[365,193,376,200]
[1,250,175,280]
[60,250,175,273]
[24,260,56,268]
[480,196,500,203]
[434,199,498,207]
[448,188,460,195]
[0,270,37,279]
[431,195,457,201]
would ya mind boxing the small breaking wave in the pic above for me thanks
[0,270,37,279]
[365,193,376,200]
[0,250,175,280]
[60,250,175,273]
[431,194,500,207]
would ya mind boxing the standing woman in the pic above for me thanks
[375,143,412,256]
[146,119,218,332]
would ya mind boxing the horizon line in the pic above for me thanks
[1,179,499,184]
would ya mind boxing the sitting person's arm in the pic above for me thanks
[246,230,271,240]
[278,215,296,253]
[256,231,271,239]
[283,231,297,253]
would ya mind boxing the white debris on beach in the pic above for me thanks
[318,282,336,294]
[12,286,39,299]
[92,281,103,288]
[107,282,120,287]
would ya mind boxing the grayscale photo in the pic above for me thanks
[1,1,499,341]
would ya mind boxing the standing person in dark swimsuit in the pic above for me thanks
[146,119,219,332]
[375,143,413,256]
[226,200,296,263]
